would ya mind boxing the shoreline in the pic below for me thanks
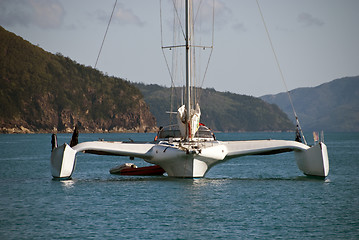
[0,126,159,134]
[1,126,295,134]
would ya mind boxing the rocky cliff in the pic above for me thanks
[0,26,156,133]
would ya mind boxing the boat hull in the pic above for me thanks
[49,139,329,179]
[145,143,227,177]
[295,142,329,177]
[51,143,76,179]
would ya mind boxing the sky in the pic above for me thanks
[1,0,358,97]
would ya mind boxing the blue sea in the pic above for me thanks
[0,132,358,239]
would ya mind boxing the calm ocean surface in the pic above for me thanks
[0,132,358,239]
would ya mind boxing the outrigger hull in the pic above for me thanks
[295,142,329,177]
[51,143,77,179]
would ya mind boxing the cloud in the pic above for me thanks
[297,12,324,27]
[232,23,246,33]
[29,0,64,29]
[0,0,64,29]
[213,0,232,29]
[107,3,144,27]
[114,6,144,27]
[95,3,144,27]
[0,0,32,27]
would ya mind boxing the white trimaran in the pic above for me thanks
[51,0,329,178]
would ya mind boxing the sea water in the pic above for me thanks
[0,132,358,239]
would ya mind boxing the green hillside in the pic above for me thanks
[0,26,156,133]
[134,83,295,132]
[261,76,359,132]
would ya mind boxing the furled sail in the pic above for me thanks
[177,105,187,138]
[177,103,201,140]
[189,103,201,139]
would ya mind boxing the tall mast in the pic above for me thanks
[185,0,191,138]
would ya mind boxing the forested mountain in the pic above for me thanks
[261,76,359,132]
[0,26,156,133]
[134,83,294,132]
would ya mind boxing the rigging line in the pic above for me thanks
[160,0,180,110]
[160,0,177,88]
[255,0,307,145]
[190,1,196,104]
[160,0,164,48]
[169,5,176,124]
[197,47,213,102]
[171,0,186,40]
[170,8,182,125]
[199,47,214,89]
[193,0,204,26]
[211,0,214,46]
[199,0,215,89]
[191,0,199,105]
[160,42,178,97]
[94,0,117,68]
[198,0,215,101]
[160,0,183,92]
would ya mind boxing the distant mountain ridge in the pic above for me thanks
[0,26,156,133]
[134,83,295,132]
[261,76,359,132]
